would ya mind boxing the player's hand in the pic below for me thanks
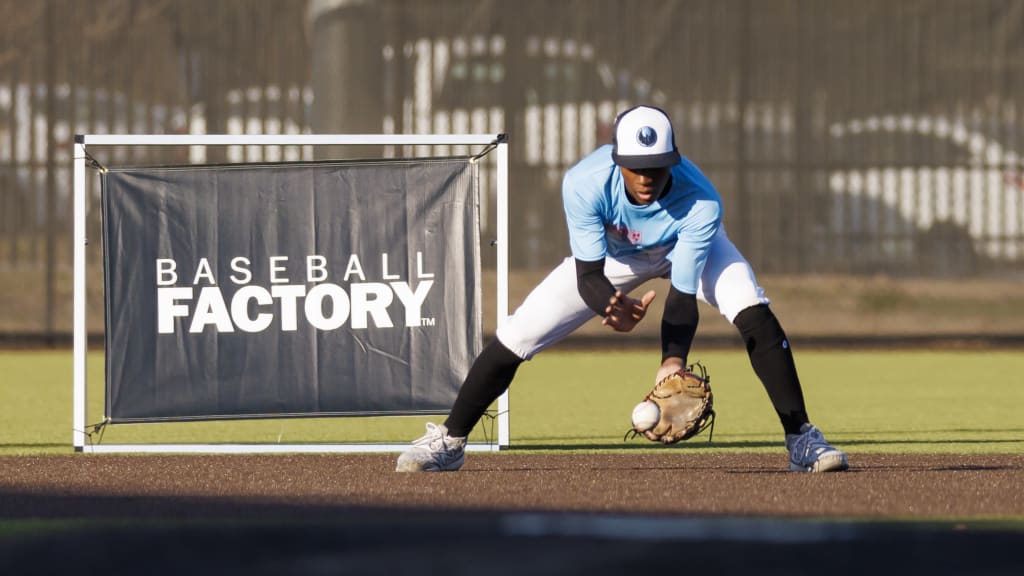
[654,356,685,385]
[602,289,656,332]
[651,356,684,383]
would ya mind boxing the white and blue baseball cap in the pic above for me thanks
[611,105,681,169]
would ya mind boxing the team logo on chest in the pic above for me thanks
[605,222,644,246]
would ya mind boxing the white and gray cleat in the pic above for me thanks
[396,422,466,472]
[786,423,849,473]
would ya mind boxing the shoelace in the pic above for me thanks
[791,428,830,458]
[412,424,444,447]
[413,424,461,454]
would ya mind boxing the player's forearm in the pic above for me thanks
[574,257,616,316]
[661,285,698,362]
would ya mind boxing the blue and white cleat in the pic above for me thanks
[396,422,466,472]
[786,423,849,473]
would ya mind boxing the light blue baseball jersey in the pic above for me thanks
[562,144,722,294]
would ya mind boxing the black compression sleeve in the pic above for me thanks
[444,339,523,437]
[661,286,698,362]
[575,258,616,317]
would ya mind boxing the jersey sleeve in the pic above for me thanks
[669,197,722,294]
[562,175,607,262]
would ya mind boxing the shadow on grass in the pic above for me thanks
[507,441,778,450]
[507,437,1024,451]
[0,444,69,451]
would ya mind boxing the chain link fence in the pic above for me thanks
[2,0,1023,340]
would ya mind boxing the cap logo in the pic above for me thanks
[636,126,658,147]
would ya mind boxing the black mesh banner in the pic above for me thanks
[102,158,481,422]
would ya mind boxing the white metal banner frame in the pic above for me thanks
[72,133,510,454]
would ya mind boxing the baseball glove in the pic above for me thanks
[626,362,715,444]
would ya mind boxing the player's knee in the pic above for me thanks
[733,304,787,352]
[715,289,769,324]
[486,337,527,367]
[733,303,773,328]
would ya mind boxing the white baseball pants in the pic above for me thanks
[496,227,769,360]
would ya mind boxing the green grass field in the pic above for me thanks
[1,348,1022,455]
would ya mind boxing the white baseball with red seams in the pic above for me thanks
[631,400,660,432]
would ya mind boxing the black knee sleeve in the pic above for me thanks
[444,339,523,437]
[735,304,789,354]
[733,304,808,434]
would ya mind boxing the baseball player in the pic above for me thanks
[397,105,848,473]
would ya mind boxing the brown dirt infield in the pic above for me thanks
[1,452,1023,575]
[1,453,1022,519]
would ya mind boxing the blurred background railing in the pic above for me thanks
[1,0,1022,342]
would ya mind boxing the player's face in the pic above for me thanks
[620,166,671,205]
